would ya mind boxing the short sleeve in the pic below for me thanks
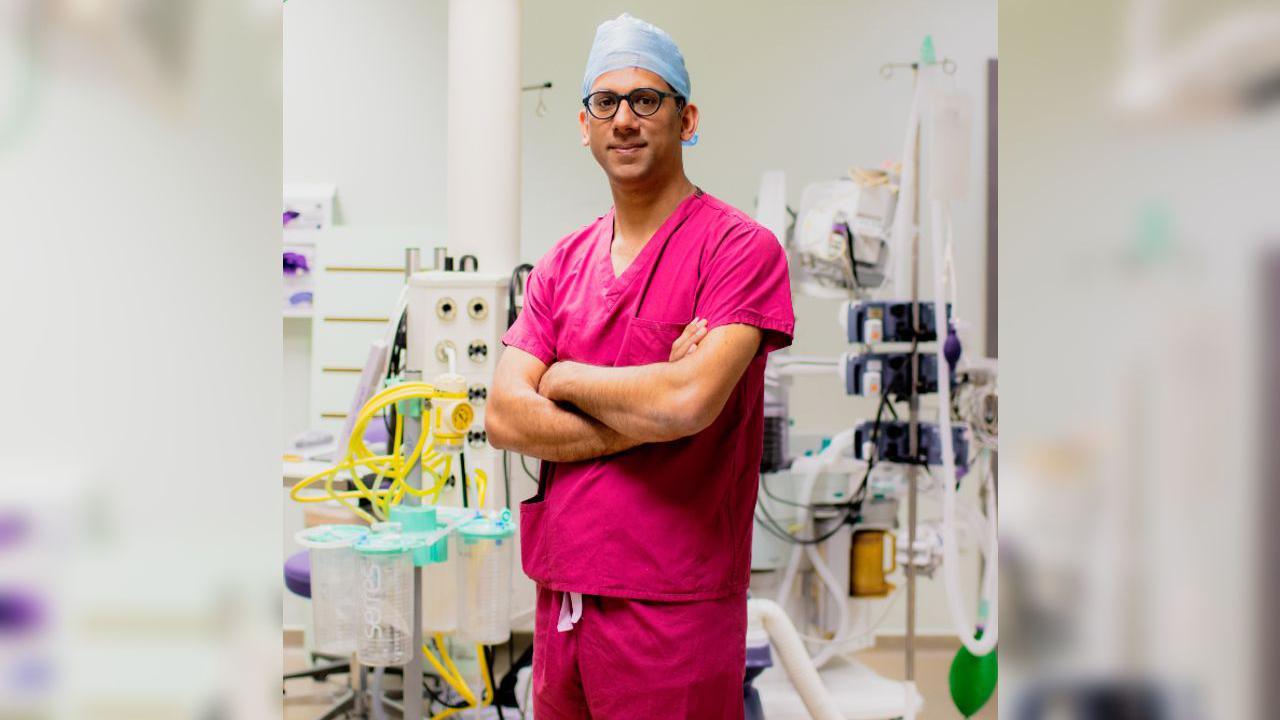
[501,261,557,365]
[696,226,795,355]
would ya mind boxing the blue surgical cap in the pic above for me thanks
[582,13,691,101]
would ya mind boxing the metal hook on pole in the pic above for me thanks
[880,59,957,80]
[522,81,552,117]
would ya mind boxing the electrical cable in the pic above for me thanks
[423,676,469,710]
[507,263,535,328]
[755,502,850,545]
[759,472,824,510]
[502,450,513,510]
[383,310,409,447]
[843,222,862,289]
[841,221,886,291]
[954,368,998,449]
[485,645,506,720]
[755,383,893,545]
[519,454,538,483]
[460,452,470,508]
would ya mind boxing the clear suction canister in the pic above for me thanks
[456,511,515,644]
[389,504,459,634]
[421,533,459,633]
[354,532,416,666]
[295,524,368,655]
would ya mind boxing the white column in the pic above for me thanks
[447,0,522,273]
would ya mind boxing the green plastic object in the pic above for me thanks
[920,35,937,65]
[390,505,439,566]
[294,524,367,549]
[1135,201,1175,265]
[384,377,422,418]
[949,634,997,717]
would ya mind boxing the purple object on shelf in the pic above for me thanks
[283,252,310,275]
[284,550,311,599]
[288,291,313,306]
[0,514,28,550]
[283,210,301,227]
[0,591,45,634]
[362,420,390,447]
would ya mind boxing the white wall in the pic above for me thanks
[282,318,311,446]
[284,0,449,230]
[284,0,996,636]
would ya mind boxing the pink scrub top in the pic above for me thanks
[502,190,794,601]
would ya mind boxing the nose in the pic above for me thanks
[611,97,640,131]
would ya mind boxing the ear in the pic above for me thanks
[578,109,590,147]
[679,102,700,143]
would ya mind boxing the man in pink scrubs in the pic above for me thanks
[486,14,793,719]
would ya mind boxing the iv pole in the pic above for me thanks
[880,41,955,691]
[402,248,426,720]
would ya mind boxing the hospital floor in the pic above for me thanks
[283,642,996,719]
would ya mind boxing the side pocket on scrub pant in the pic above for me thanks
[519,461,553,583]
[614,316,687,367]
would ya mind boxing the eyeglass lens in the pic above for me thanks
[587,89,665,119]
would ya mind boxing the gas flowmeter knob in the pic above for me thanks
[430,372,473,454]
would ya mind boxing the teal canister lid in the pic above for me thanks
[458,510,515,546]
[390,505,439,566]
[389,505,437,531]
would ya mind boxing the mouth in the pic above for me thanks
[609,143,647,155]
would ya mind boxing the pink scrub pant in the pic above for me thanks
[532,586,748,720]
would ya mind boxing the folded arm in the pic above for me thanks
[485,346,644,463]
[538,324,763,443]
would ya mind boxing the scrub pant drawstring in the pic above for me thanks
[557,591,583,632]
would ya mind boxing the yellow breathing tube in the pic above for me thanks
[289,380,487,522]
[289,378,494,711]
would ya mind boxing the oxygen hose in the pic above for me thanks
[929,201,998,657]
[885,60,997,657]
[748,599,844,720]
[773,429,856,669]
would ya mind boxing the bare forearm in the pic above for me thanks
[547,362,695,442]
[485,388,642,462]
[539,325,764,442]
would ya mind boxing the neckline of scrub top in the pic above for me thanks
[601,189,705,301]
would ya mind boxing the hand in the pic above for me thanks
[668,317,708,362]
[537,360,577,401]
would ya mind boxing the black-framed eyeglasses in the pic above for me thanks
[582,88,685,120]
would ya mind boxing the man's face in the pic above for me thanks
[579,67,698,187]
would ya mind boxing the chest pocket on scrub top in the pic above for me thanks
[611,190,702,368]
[614,316,686,367]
